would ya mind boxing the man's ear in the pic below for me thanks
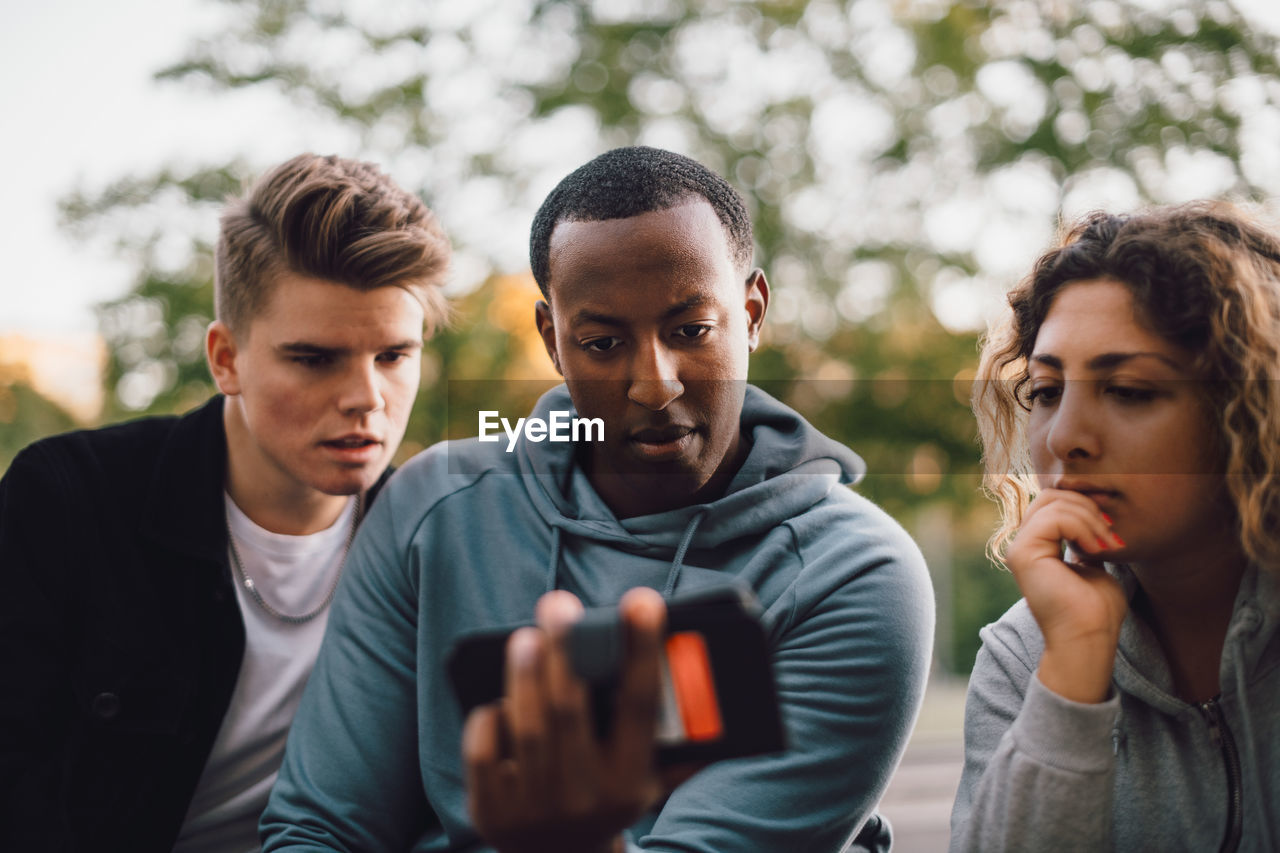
[744,269,770,352]
[534,300,563,376]
[206,321,243,396]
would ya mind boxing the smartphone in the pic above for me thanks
[444,584,786,767]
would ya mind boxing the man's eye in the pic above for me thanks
[582,337,621,353]
[291,355,331,368]
[378,351,409,364]
[676,324,711,340]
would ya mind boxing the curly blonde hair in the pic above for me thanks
[974,201,1280,569]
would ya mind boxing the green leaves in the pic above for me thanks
[55,0,1280,670]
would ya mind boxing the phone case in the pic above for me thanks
[444,585,786,766]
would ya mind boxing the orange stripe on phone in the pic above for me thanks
[665,631,723,742]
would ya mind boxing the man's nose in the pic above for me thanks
[339,360,385,416]
[626,341,683,411]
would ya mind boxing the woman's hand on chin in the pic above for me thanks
[1007,488,1129,704]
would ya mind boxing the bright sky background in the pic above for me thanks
[3,0,1280,337]
[0,0,356,335]
[2,0,198,334]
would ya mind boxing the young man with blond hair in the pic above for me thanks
[0,153,450,852]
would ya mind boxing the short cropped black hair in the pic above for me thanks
[529,146,754,297]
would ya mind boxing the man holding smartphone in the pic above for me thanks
[263,147,933,852]
[0,153,450,852]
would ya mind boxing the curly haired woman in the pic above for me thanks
[951,203,1280,852]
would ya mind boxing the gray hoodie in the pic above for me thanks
[950,562,1280,852]
[262,384,934,852]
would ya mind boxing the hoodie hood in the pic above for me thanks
[1106,560,1280,851]
[1110,561,1280,716]
[515,384,866,553]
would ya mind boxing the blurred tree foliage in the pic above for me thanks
[56,0,1280,672]
[0,382,78,471]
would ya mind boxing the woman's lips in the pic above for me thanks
[1079,490,1117,508]
[1057,483,1120,508]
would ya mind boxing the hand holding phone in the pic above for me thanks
[460,588,666,853]
[447,584,785,767]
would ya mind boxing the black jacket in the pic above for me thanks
[0,396,390,851]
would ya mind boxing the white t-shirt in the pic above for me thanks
[172,494,357,853]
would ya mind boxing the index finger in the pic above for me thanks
[606,587,666,780]
[504,627,552,807]
[534,589,599,805]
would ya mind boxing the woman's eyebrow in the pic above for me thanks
[1029,351,1181,370]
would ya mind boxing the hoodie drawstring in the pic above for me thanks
[545,526,562,592]
[662,510,707,597]
[545,508,708,600]
[1231,611,1273,851]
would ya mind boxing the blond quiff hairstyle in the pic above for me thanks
[215,153,450,334]
[974,201,1280,570]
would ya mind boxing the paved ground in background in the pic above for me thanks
[875,678,968,853]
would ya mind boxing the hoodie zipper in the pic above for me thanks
[1197,698,1243,853]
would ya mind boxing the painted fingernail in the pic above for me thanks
[1096,537,1109,550]
[1112,533,1126,547]
[1101,512,1113,525]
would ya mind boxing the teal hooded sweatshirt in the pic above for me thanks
[261,385,934,852]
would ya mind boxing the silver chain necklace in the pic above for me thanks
[225,495,362,625]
